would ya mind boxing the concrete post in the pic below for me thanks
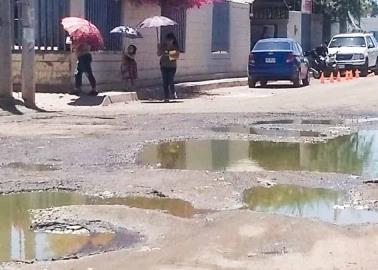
[21,0,36,107]
[0,0,13,99]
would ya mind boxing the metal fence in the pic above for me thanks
[12,0,70,52]
[161,5,187,52]
[85,0,122,51]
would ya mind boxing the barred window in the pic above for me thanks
[161,5,186,53]
[12,0,70,51]
[85,0,122,51]
[212,2,230,52]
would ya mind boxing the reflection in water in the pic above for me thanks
[243,185,378,225]
[0,191,192,262]
[212,126,322,137]
[138,131,378,176]
[87,196,197,218]
[0,192,111,262]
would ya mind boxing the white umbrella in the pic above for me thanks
[138,16,177,42]
[110,26,143,39]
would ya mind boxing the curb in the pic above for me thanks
[100,92,138,106]
[137,77,248,100]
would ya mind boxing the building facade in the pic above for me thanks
[11,0,250,92]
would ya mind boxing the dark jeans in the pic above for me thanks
[75,57,96,90]
[161,67,177,100]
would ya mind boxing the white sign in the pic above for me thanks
[301,0,312,14]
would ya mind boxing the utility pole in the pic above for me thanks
[0,0,13,99]
[21,0,36,107]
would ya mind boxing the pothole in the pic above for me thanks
[0,191,196,263]
[243,185,378,225]
[138,131,378,176]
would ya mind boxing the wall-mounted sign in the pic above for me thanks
[301,0,312,14]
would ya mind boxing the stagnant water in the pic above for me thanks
[243,185,378,225]
[0,192,195,262]
[138,131,378,176]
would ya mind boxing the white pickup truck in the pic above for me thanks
[328,33,378,76]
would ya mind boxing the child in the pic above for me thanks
[121,45,138,87]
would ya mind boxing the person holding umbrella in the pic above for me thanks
[158,33,180,102]
[73,43,98,96]
[62,17,103,96]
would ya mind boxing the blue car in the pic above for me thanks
[248,38,310,88]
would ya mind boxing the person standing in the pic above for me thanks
[121,45,138,87]
[158,33,180,102]
[73,43,98,96]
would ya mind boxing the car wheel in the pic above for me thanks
[302,71,310,86]
[292,71,301,88]
[260,80,268,87]
[360,59,369,77]
[248,77,256,88]
[312,70,321,79]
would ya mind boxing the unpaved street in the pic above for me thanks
[1,77,378,270]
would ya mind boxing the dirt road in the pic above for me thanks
[1,77,378,269]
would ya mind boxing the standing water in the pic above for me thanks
[138,131,378,176]
[0,191,195,262]
[243,185,378,225]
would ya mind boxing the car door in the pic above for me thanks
[369,36,378,67]
[366,36,377,67]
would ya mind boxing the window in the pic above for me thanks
[254,41,291,51]
[329,37,366,48]
[212,2,230,52]
[161,5,186,52]
[367,37,375,48]
[85,0,122,51]
[12,0,70,51]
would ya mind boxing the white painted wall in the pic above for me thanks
[287,11,302,44]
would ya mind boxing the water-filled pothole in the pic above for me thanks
[243,185,378,225]
[0,191,194,263]
[138,131,378,176]
[212,126,324,137]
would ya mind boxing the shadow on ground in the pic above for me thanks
[68,96,106,106]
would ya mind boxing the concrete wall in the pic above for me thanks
[11,1,250,92]
[287,11,302,44]
[123,1,250,87]
[12,53,72,91]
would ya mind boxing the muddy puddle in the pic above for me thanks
[139,131,378,176]
[243,185,378,225]
[212,126,324,137]
[0,191,194,262]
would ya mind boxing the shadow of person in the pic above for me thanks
[0,98,24,115]
[68,96,106,107]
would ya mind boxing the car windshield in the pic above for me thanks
[329,37,366,48]
[254,41,291,51]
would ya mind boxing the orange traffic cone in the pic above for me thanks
[355,69,360,79]
[329,72,335,83]
[320,72,325,84]
[346,71,351,80]
[336,71,341,82]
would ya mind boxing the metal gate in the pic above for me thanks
[12,0,70,51]
[85,0,122,51]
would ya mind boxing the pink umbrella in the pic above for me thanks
[62,17,104,50]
